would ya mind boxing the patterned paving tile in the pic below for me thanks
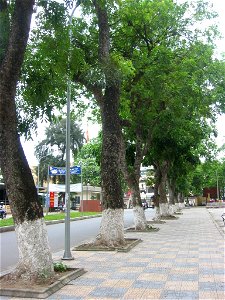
[89,287,127,298]
[199,291,218,299]
[69,277,105,286]
[4,207,224,300]
[123,288,145,299]
[138,273,168,281]
[132,280,165,289]
[141,289,161,299]
[181,281,198,290]
[168,274,199,281]
[55,285,95,297]
[217,291,225,299]
[199,282,219,292]
[160,290,180,299]
[179,290,199,299]
[164,281,182,290]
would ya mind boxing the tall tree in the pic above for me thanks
[91,0,125,246]
[114,0,225,223]
[0,0,53,280]
[35,117,85,161]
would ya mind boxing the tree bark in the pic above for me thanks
[167,178,177,214]
[120,137,147,230]
[0,0,53,280]
[152,165,161,220]
[93,0,124,246]
[158,161,170,217]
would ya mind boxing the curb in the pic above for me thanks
[0,214,102,233]
[207,209,224,237]
[0,267,86,299]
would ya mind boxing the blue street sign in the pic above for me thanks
[49,166,81,176]
[70,166,81,175]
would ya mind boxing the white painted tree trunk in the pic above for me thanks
[169,204,176,215]
[133,206,147,230]
[175,203,180,211]
[95,208,125,247]
[160,203,170,217]
[153,206,161,221]
[14,218,53,279]
[179,202,185,209]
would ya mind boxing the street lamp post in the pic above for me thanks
[62,5,77,261]
[37,155,50,215]
[37,155,48,195]
[216,170,219,201]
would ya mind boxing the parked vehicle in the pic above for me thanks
[0,207,7,219]
[142,201,148,210]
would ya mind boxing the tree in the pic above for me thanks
[74,136,102,186]
[114,0,225,221]
[190,158,225,199]
[0,0,53,280]
[35,117,85,159]
[89,0,125,246]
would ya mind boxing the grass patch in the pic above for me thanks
[0,217,14,227]
[0,212,101,227]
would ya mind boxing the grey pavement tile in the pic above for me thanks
[132,280,165,289]
[211,258,225,263]
[125,262,149,267]
[69,277,105,286]
[168,274,198,281]
[89,287,127,298]
[91,266,118,273]
[216,282,225,291]
[151,258,173,263]
[109,272,140,279]
[212,268,225,275]
[179,291,198,299]
[49,295,82,300]
[199,282,219,291]
[199,268,215,275]
[144,267,171,273]
[160,290,180,299]
[174,262,199,268]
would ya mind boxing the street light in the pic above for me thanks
[37,155,49,195]
[62,4,78,261]
[216,170,219,201]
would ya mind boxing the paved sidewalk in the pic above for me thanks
[2,207,225,299]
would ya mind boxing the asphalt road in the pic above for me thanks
[0,209,155,273]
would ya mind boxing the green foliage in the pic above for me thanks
[53,262,67,272]
[189,158,225,196]
[35,117,85,184]
[74,135,102,186]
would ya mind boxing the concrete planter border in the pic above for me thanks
[73,238,142,253]
[0,267,86,299]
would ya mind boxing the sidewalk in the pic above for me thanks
[2,207,225,299]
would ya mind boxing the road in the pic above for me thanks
[0,209,155,272]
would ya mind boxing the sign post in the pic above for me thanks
[48,165,81,260]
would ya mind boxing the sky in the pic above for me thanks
[21,0,225,166]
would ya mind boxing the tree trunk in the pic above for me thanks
[0,0,53,280]
[152,165,161,221]
[178,192,185,209]
[131,181,147,230]
[158,162,170,217]
[120,137,147,230]
[93,0,124,246]
[168,179,178,214]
